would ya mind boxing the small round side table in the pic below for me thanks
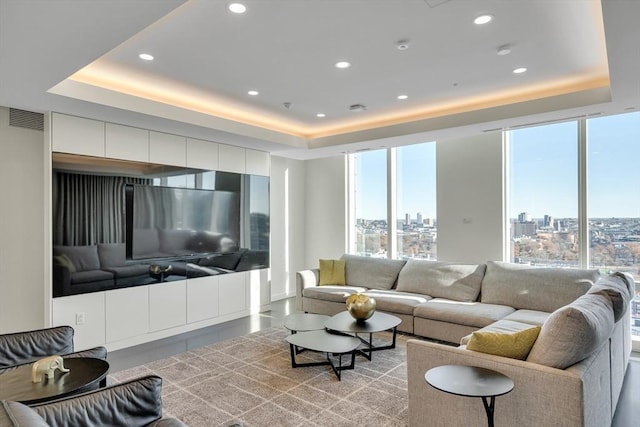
[425,365,514,427]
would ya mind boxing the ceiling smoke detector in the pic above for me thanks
[349,104,367,112]
[396,39,410,50]
[282,102,292,109]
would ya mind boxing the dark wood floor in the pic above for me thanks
[109,298,639,427]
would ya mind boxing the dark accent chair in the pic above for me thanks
[0,326,106,374]
[0,375,187,427]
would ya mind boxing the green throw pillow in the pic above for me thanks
[319,259,346,286]
[467,326,541,360]
[53,254,77,273]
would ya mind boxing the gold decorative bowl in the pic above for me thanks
[346,293,376,323]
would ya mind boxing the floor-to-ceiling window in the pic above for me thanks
[509,122,579,267]
[508,111,640,342]
[353,149,388,257]
[396,142,437,260]
[351,144,436,259]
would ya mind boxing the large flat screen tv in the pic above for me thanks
[125,184,241,261]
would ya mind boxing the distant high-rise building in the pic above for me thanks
[544,215,555,228]
[513,221,537,238]
[416,212,423,225]
[405,213,410,225]
[518,212,532,222]
[424,218,434,226]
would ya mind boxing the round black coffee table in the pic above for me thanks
[0,357,110,404]
[283,313,329,333]
[325,311,401,360]
[286,330,360,381]
[425,365,514,427]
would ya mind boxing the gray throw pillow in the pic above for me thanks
[0,401,49,427]
[53,245,101,272]
[341,254,405,290]
[97,243,126,268]
[587,274,631,322]
[396,260,485,301]
[481,261,599,312]
[526,293,614,369]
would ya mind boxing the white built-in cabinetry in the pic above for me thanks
[49,112,270,351]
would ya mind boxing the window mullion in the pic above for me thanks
[578,119,589,269]
[388,148,397,259]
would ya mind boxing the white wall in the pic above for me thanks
[270,155,306,300]
[436,131,505,263]
[304,156,347,268]
[0,107,46,333]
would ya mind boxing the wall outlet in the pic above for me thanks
[75,312,86,325]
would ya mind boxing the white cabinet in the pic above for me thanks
[105,286,149,343]
[218,272,247,316]
[187,275,219,323]
[245,149,270,176]
[149,131,186,166]
[218,144,246,174]
[51,113,105,157]
[105,123,149,162]
[149,280,186,331]
[187,138,219,170]
[52,292,106,351]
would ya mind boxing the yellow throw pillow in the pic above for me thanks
[319,259,346,286]
[467,326,541,360]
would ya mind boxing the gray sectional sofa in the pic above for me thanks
[296,254,635,427]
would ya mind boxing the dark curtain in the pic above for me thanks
[53,172,150,246]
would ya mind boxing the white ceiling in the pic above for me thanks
[1,0,638,159]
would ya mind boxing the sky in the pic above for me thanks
[355,111,640,221]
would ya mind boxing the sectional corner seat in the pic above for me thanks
[295,254,635,427]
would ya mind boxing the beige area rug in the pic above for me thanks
[109,327,411,427]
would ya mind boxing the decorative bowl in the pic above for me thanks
[346,293,376,323]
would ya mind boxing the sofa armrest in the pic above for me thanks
[406,339,607,427]
[30,375,165,427]
[296,268,320,311]
[0,327,74,369]
[52,265,71,298]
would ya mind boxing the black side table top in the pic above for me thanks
[0,357,110,405]
[283,313,329,332]
[425,365,514,398]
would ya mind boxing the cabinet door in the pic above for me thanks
[186,138,218,170]
[187,276,219,323]
[105,286,149,343]
[245,149,270,176]
[105,123,149,162]
[247,268,270,313]
[218,272,247,316]
[149,131,186,166]
[218,144,246,174]
[52,292,106,351]
[149,280,187,331]
[52,113,105,157]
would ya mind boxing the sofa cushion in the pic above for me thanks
[501,309,550,326]
[481,261,598,312]
[587,275,631,322]
[97,243,126,268]
[303,285,368,303]
[53,245,101,272]
[527,293,614,369]
[396,260,485,301]
[68,269,114,285]
[319,259,346,286]
[467,325,541,360]
[53,254,76,273]
[363,290,431,315]
[413,299,515,328]
[341,254,405,290]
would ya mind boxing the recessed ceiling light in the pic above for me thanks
[247,90,259,96]
[139,53,154,61]
[335,61,351,69]
[474,14,493,25]
[228,3,246,14]
[397,95,408,100]
[396,40,410,50]
[513,67,527,74]
[316,113,326,118]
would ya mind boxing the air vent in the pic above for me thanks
[9,108,44,131]
[349,104,367,112]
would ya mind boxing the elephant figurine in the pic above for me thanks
[31,355,70,383]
